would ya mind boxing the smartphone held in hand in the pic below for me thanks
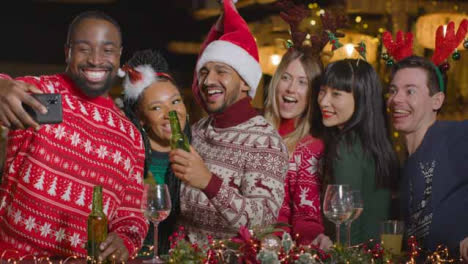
[23,93,63,124]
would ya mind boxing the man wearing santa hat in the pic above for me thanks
[169,0,288,244]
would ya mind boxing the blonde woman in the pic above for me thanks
[265,48,331,249]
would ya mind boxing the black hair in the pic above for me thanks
[122,50,188,255]
[66,10,122,46]
[126,50,167,72]
[392,55,447,96]
[314,59,399,189]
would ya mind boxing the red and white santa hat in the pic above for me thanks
[119,64,173,100]
[195,0,262,98]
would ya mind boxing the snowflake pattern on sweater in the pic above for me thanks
[0,74,148,257]
[277,135,324,245]
[178,113,289,244]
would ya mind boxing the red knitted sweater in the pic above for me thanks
[277,134,325,245]
[0,73,147,258]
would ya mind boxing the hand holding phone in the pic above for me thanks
[22,94,63,124]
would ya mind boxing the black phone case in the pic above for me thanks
[23,94,63,124]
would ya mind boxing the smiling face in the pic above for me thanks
[276,58,309,120]
[317,86,355,129]
[197,61,249,114]
[65,18,122,97]
[387,67,443,135]
[138,80,187,152]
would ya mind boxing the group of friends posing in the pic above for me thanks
[0,0,467,262]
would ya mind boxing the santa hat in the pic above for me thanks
[120,60,174,100]
[195,0,262,98]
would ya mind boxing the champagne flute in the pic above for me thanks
[142,184,172,264]
[345,190,364,247]
[323,184,353,245]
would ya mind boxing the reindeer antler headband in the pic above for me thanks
[382,19,468,92]
[275,0,347,56]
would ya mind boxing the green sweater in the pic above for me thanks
[148,151,170,184]
[333,138,391,245]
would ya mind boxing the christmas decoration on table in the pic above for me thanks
[407,235,420,263]
[162,226,207,264]
[163,223,408,264]
[0,228,463,264]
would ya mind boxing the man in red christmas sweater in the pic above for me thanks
[0,11,147,261]
[169,0,289,244]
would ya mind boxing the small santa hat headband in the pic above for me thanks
[119,64,174,100]
[382,19,468,92]
[195,0,261,98]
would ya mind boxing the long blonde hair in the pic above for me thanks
[264,48,323,153]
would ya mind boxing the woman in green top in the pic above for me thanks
[121,50,191,255]
[313,59,399,245]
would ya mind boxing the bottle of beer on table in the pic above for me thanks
[87,185,108,264]
[169,110,190,152]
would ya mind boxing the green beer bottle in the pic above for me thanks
[87,185,108,264]
[169,110,190,152]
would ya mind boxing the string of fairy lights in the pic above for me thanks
[0,249,148,264]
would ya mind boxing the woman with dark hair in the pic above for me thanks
[315,59,399,244]
[122,49,191,255]
[264,48,331,249]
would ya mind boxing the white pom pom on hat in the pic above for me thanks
[122,65,156,100]
[117,68,126,78]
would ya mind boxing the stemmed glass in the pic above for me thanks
[323,184,353,245]
[142,184,172,264]
[345,190,364,246]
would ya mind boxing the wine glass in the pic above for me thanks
[142,184,172,264]
[323,184,353,245]
[345,190,364,246]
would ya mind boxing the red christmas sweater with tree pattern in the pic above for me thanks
[0,73,148,258]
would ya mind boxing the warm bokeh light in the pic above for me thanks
[344,44,355,57]
[270,54,282,66]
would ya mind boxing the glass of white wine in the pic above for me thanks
[142,184,172,264]
[323,184,353,245]
[345,190,364,246]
